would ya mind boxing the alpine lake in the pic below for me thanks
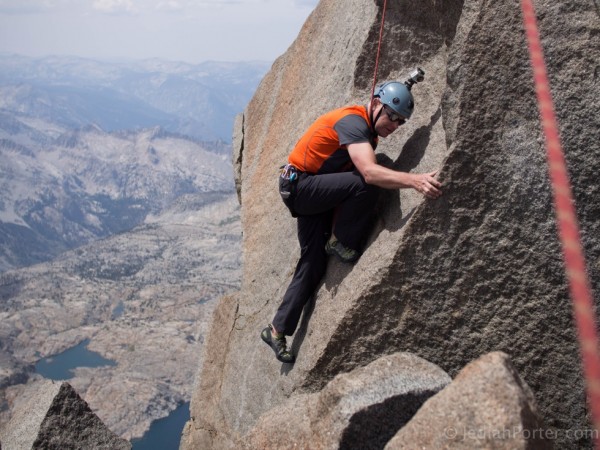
[35,338,189,449]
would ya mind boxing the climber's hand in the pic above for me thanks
[413,171,442,199]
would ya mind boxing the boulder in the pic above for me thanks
[183,0,599,448]
[386,352,548,449]
[245,352,450,450]
[0,380,130,450]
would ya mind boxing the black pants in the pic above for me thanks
[273,170,379,336]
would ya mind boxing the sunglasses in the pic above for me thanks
[383,105,406,125]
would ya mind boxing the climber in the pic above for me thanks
[261,70,442,363]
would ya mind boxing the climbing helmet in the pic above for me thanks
[374,81,414,119]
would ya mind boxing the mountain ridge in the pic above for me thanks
[0,53,251,445]
[0,113,234,271]
[0,54,270,141]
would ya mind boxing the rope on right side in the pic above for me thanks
[520,0,600,446]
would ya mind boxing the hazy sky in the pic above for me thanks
[0,0,319,63]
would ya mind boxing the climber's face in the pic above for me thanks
[374,103,406,138]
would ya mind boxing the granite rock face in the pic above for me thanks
[0,381,130,450]
[185,0,599,448]
[385,352,548,450]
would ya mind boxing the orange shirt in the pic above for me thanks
[288,105,378,174]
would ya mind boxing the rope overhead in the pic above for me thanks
[370,0,388,104]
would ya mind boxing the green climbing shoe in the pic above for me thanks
[325,236,359,263]
[261,324,295,363]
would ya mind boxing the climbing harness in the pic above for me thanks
[280,164,299,183]
[521,0,600,445]
[279,164,302,217]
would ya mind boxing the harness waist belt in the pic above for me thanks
[280,164,303,181]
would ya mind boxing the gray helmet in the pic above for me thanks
[375,81,414,119]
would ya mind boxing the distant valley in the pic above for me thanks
[0,54,268,272]
[0,192,241,439]
[0,54,255,443]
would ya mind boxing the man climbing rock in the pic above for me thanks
[262,70,442,363]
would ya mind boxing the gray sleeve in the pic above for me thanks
[333,114,372,146]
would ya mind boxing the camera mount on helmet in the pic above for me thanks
[403,68,425,91]
[372,68,425,122]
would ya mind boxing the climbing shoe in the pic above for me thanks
[325,236,359,263]
[261,324,295,363]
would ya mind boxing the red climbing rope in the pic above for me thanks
[370,0,388,104]
[521,0,600,445]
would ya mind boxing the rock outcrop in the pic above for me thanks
[183,0,599,448]
[245,352,450,450]
[0,381,130,449]
[385,352,547,449]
